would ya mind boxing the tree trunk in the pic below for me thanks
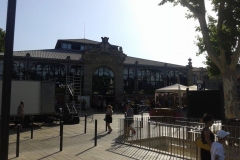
[222,69,240,119]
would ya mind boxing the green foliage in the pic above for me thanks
[196,1,240,75]
[204,56,221,77]
[159,0,240,76]
[0,28,5,52]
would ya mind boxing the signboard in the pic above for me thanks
[197,80,205,90]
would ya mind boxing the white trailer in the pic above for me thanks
[0,81,55,124]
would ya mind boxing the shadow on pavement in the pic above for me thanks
[75,146,95,156]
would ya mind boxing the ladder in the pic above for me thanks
[64,71,83,124]
[73,74,82,103]
[66,75,74,100]
[66,72,83,103]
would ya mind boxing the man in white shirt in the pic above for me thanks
[211,130,230,160]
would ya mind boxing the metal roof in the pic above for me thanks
[57,39,120,47]
[0,49,82,61]
[125,56,186,68]
[0,49,187,68]
[58,39,100,45]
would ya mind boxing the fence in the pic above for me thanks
[117,117,240,160]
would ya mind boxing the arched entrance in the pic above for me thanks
[92,66,115,111]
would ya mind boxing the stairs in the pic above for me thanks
[64,102,79,124]
[66,72,82,103]
[64,72,83,124]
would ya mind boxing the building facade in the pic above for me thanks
[0,37,211,107]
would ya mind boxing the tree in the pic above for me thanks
[0,28,5,52]
[159,0,240,119]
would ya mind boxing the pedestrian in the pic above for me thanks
[17,101,24,131]
[124,104,136,137]
[201,113,215,160]
[106,105,113,134]
[211,130,230,160]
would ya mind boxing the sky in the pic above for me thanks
[0,0,208,68]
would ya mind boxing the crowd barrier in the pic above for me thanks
[117,117,240,160]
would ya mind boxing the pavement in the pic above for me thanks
[6,112,181,160]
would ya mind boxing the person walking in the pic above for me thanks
[17,101,24,131]
[201,113,215,160]
[124,104,136,137]
[211,130,230,160]
[106,105,113,134]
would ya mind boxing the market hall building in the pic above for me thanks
[0,37,205,107]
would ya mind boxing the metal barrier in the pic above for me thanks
[118,118,240,160]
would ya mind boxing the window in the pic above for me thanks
[61,43,71,49]
[13,61,25,80]
[29,63,66,82]
[92,66,115,95]
[80,45,85,51]
[193,74,198,84]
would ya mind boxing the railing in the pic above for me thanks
[66,103,77,114]
[117,117,240,160]
[134,116,222,132]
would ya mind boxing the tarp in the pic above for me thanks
[155,84,197,93]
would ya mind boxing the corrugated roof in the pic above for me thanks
[0,49,82,60]
[0,49,187,68]
[192,67,206,71]
[58,39,120,47]
[58,39,100,45]
[125,56,186,68]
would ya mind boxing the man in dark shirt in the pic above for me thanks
[124,104,136,137]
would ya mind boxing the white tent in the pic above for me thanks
[155,84,207,107]
[155,84,197,93]
[155,84,198,107]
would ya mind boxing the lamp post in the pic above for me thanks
[0,0,17,159]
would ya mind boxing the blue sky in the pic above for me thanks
[0,0,207,67]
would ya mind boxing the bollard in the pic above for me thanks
[16,124,20,157]
[60,115,62,123]
[31,116,34,139]
[60,121,63,151]
[85,114,87,133]
[59,115,62,136]
[94,119,97,146]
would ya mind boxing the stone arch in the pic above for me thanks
[92,66,115,95]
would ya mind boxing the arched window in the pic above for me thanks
[193,74,198,84]
[92,66,115,95]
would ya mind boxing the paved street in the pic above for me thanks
[7,113,182,160]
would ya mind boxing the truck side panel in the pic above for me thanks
[41,82,55,114]
[0,81,40,116]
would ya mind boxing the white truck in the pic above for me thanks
[0,80,55,125]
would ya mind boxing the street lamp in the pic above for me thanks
[0,0,17,159]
